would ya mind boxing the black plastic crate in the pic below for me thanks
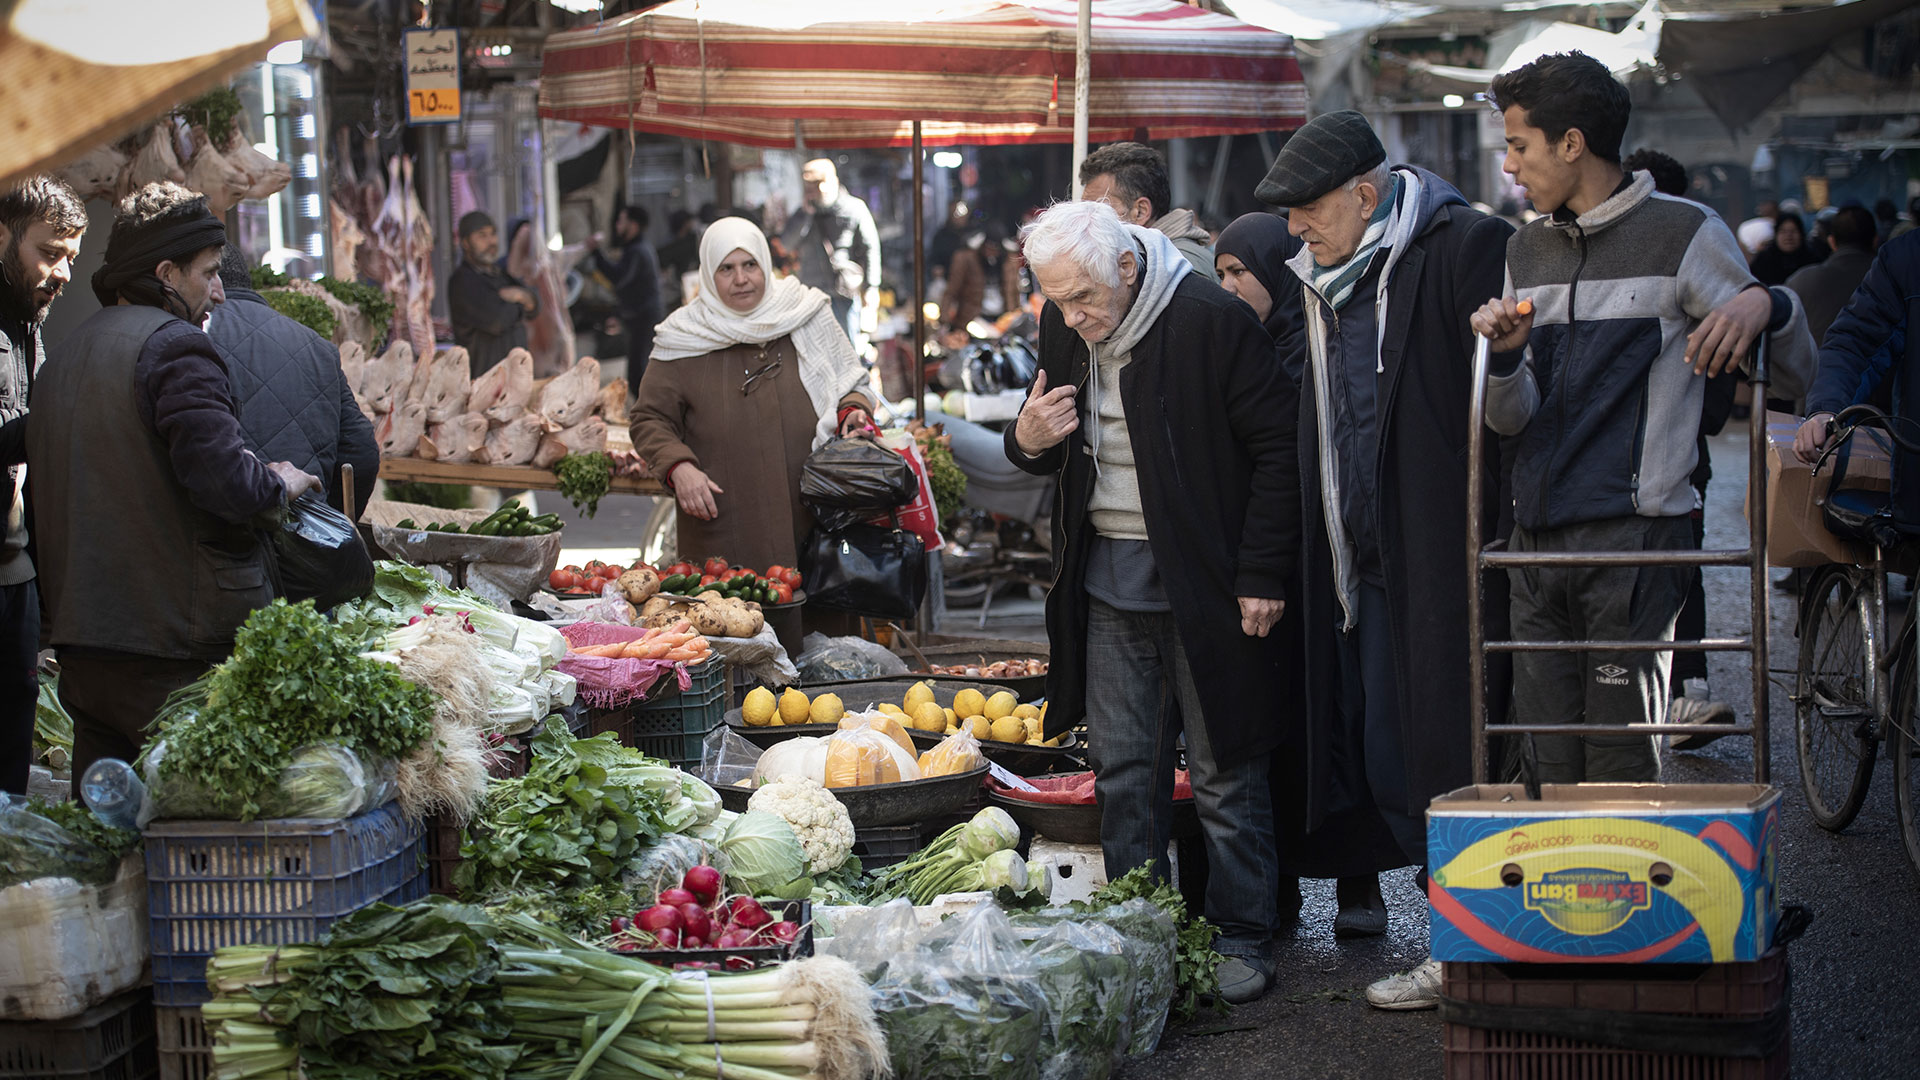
[144,802,427,1006]
[852,823,923,869]
[634,657,727,766]
[0,988,156,1080]
[615,899,814,971]
[153,1006,207,1080]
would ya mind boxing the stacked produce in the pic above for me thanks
[567,619,714,664]
[659,556,803,606]
[606,863,805,961]
[924,658,1048,678]
[864,808,1040,906]
[742,681,1063,748]
[394,504,562,536]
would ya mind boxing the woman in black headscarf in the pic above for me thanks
[1750,211,1822,286]
[1214,211,1409,941]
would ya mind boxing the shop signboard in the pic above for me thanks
[405,28,461,125]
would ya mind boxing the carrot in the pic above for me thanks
[665,645,701,662]
[574,643,627,657]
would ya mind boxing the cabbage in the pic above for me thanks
[720,809,810,897]
[538,669,577,708]
[681,773,723,826]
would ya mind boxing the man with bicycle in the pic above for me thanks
[1794,231,1920,473]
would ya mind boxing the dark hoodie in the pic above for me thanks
[1214,212,1307,386]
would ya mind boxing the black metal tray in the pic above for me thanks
[718,763,988,827]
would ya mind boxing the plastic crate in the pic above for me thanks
[422,741,527,897]
[1441,950,1790,1080]
[852,823,923,869]
[585,705,634,745]
[634,657,727,766]
[0,987,156,1080]
[154,1007,208,1080]
[143,802,427,1007]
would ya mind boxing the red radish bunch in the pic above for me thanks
[604,865,804,969]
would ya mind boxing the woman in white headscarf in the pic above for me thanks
[618,216,873,594]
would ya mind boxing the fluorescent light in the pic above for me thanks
[267,39,304,65]
[1443,94,1465,108]
[931,151,963,169]
[548,0,603,11]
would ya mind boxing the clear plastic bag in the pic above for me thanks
[1018,919,1137,1080]
[822,724,920,787]
[868,903,1049,1080]
[700,724,765,790]
[274,490,374,612]
[817,896,923,975]
[793,632,910,682]
[140,739,376,824]
[0,797,115,890]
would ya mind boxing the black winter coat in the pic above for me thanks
[1296,202,1515,826]
[1006,274,1301,761]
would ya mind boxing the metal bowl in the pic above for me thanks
[986,788,1199,846]
[718,763,989,828]
[902,640,1051,698]
[976,732,1085,776]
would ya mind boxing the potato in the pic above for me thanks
[640,595,674,620]
[617,567,662,605]
[689,603,732,637]
[723,606,763,638]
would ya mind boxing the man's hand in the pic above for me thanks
[1013,370,1079,457]
[1795,412,1836,464]
[1468,296,1534,354]
[1686,286,1771,376]
[499,286,536,312]
[268,461,321,502]
[1238,596,1285,637]
[670,462,723,521]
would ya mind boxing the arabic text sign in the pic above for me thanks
[405,28,460,124]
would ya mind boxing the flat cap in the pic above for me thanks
[1255,110,1386,207]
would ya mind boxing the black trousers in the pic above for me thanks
[0,581,39,795]
[61,649,211,785]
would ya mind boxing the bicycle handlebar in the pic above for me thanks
[1817,405,1920,477]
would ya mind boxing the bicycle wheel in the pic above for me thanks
[1795,565,1879,830]
[1890,636,1920,884]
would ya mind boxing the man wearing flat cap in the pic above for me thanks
[448,209,537,377]
[31,181,320,780]
[1256,110,1514,1010]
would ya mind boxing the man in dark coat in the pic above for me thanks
[447,210,536,377]
[590,204,664,383]
[1786,204,1879,348]
[1005,199,1300,1004]
[1255,110,1515,1009]
[209,248,379,518]
[0,175,85,795]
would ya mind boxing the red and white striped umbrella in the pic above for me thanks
[538,0,1306,148]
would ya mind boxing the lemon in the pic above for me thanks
[966,715,993,741]
[809,693,845,725]
[779,688,811,725]
[742,687,777,727]
[952,688,987,719]
[1043,733,1065,747]
[1022,716,1042,739]
[903,681,936,714]
[989,716,1027,744]
[911,701,948,732]
[1013,703,1041,720]
[984,691,1018,721]
[876,702,907,718]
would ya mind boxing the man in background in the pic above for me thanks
[0,176,85,795]
[590,204,665,381]
[1079,142,1217,280]
[785,159,880,348]
[209,248,379,519]
[447,210,536,377]
[1787,205,1880,346]
[656,209,702,315]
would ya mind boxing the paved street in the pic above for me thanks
[554,428,1920,1078]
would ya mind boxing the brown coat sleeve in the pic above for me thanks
[629,355,700,484]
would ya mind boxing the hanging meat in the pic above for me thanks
[594,376,630,427]
[222,107,292,201]
[504,218,577,377]
[480,414,545,466]
[421,413,489,464]
[330,200,365,283]
[373,156,436,364]
[538,356,601,430]
[359,340,415,415]
[116,123,187,199]
[408,347,472,424]
[337,341,367,394]
[54,145,128,202]
[375,400,428,458]
[183,127,251,215]
[473,348,534,423]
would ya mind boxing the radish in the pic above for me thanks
[767,921,801,945]
[715,928,752,949]
[677,903,712,942]
[657,887,699,908]
[682,934,706,949]
[725,896,771,929]
[652,926,679,948]
[636,904,683,933]
[725,956,753,970]
[608,915,631,935]
[683,864,723,904]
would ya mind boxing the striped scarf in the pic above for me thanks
[1308,173,1402,311]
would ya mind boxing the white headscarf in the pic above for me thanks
[651,217,867,448]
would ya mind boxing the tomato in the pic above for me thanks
[773,583,793,605]
[720,568,739,582]
[782,568,803,587]
[667,561,695,577]
[765,564,788,581]
[584,559,605,573]
[549,570,573,591]
[699,574,718,587]
[600,564,623,579]
[703,556,730,577]
[563,564,582,575]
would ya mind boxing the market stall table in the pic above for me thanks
[374,457,666,497]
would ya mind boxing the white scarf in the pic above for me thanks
[651,217,867,448]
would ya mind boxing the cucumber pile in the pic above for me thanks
[394,505,562,537]
[658,571,782,604]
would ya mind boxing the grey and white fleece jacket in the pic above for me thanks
[1485,171,1816,531]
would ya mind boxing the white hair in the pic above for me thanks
[1343,162,1393,199]
[1020,200,1132,289]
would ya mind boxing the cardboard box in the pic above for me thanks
[1747,411,1891,568]
[1428,783,1779,964]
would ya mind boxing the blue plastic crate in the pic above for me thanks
[634,657,727,766]
[143,801,426,1007]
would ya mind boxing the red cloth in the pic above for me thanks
[987,769,1192,804]
[556,621,694,709]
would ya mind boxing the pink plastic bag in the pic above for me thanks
[556,621,694,710]
[986,769,1192,804]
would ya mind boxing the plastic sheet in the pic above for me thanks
[700,724,764,790]
[139,740,385,825]
[866,903,1049,1080]
[0,799,117,890]
[793,632,910,683]
[800,436,918,532]
[275,490,375,611]
[1018,919,1137,1080]
[0,853,147,1020]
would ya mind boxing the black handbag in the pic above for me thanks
[271,491,375,612]
[800,437,918,532]
[799,521,928,621]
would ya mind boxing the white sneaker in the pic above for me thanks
[1366,958,1441,1011]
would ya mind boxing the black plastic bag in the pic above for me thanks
[272,491,374,611]
[799,522,927,620]
[801,437,917,532]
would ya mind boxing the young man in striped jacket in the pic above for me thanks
[1472,51,1816,783]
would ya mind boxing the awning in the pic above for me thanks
[538,0,1306,148]
[1659,0,1915,132]
[0,0,318,188]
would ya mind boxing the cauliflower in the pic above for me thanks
[748,776,855,875]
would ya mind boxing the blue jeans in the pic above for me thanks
[1084,598,1278,955]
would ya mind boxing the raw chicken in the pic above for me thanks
[359,340,415,414]
[223,108,292,200]
[337,341,367,394]
[374,401,427,458]
[54,144,128,202]
[408,347,472,423]
[481,414,545,466]
[423,413,489,464]
[595,376,630,427]
[538,356,601,430]
[532,435,568,470]
[117,124,186,199]
[183,127,250,215]
[475,349,534,423]
[555,416,609,455]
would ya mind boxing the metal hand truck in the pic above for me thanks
[1464,336,1772,786]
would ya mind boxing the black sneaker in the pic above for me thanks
[1334,876,1387,938]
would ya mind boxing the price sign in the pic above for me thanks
[405,29,461,125]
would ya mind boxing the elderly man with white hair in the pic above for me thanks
[1004,199,1301,1003]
